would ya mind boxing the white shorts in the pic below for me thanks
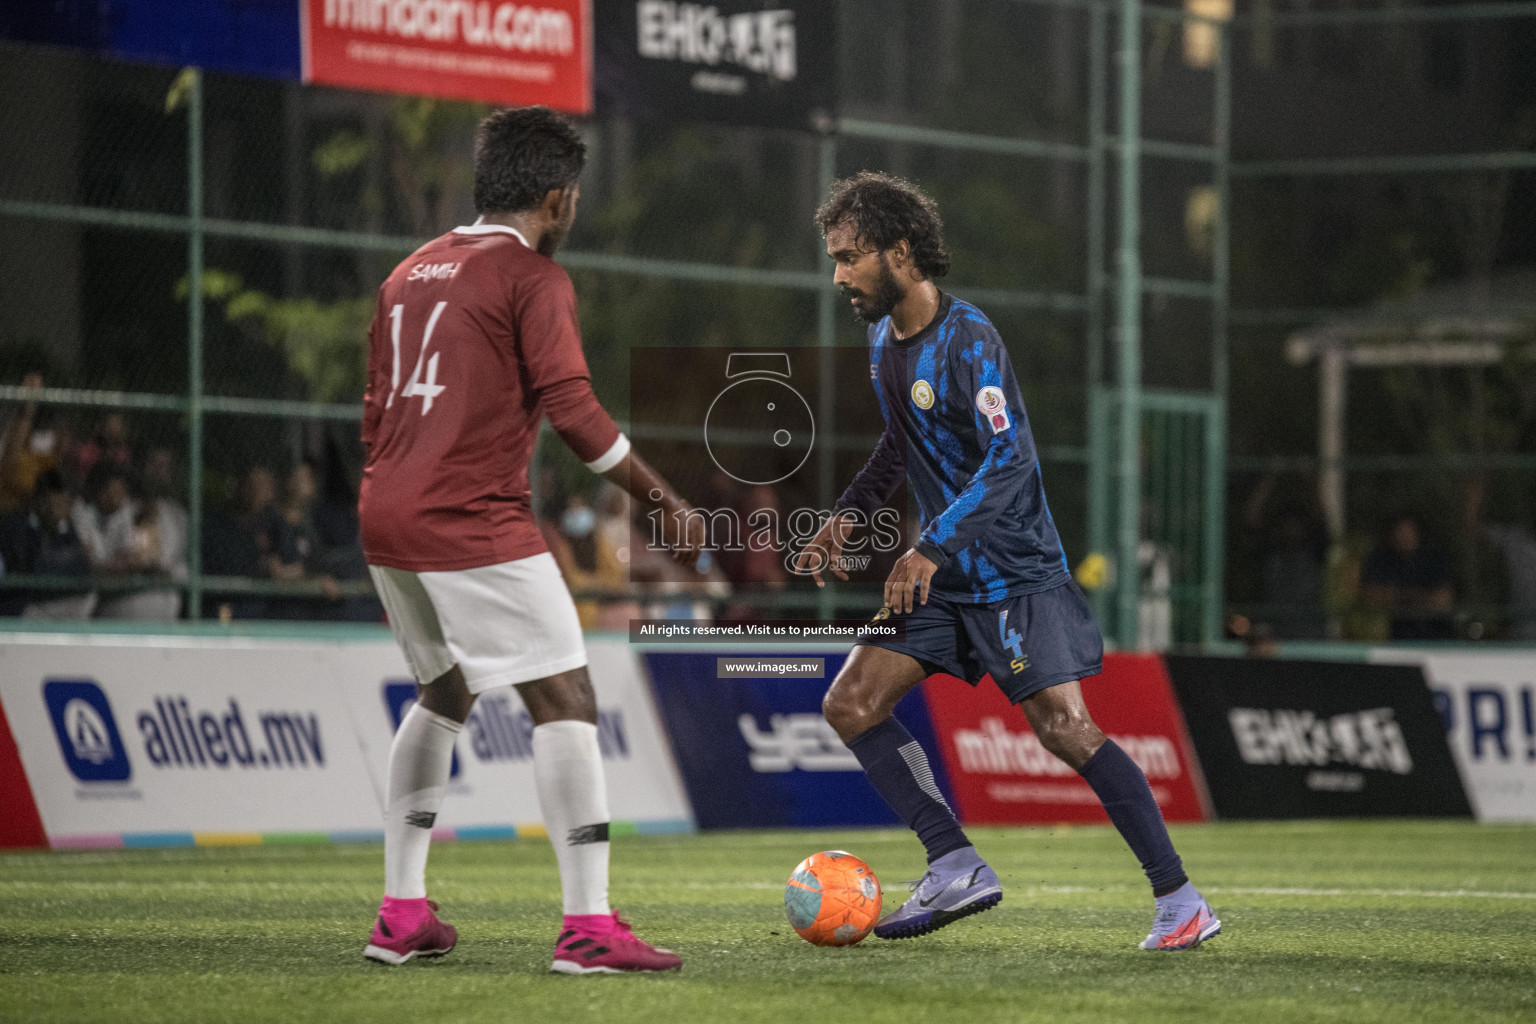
[368,552,587,694]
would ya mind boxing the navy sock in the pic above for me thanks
[846,717,970,864]
[1078,739,1188,896]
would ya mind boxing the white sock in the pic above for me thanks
[384,703,461,899]
[532,720,611,917]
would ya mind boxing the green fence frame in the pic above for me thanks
[3,0,1532,644]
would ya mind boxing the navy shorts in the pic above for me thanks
[857,580,1104,704]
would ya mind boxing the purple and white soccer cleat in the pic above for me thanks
[872,847,1002,940]
[1140,884,1221,951]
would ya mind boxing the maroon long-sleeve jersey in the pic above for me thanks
[359,223,625,571]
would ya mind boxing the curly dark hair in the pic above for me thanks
[814,171,951,279]
[473,106,586,215]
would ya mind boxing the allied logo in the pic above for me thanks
[975,386,1010,434]
[44,680,131,782]
[911,379,934,410]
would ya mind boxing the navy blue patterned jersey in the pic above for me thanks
[835,293,1071,604]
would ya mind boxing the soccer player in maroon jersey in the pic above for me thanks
[359,106,703,974]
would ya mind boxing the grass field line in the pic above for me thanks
[1039,884,1536,901]
[1207,885,1536,900]
[677,880,1536,901]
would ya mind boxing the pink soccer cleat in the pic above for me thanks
[550,911,682,974]
[363,900,458,965]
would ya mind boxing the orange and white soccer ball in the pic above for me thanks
[784,850,882,946]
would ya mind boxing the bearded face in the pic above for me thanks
[838,250,906,325]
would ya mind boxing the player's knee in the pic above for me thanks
[418,667,475,723]
[823,678,880,741]
[821,685,856,735]
[517,669,597,725]
[1033,714,1105,771]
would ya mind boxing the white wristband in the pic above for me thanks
[584,433,631,474]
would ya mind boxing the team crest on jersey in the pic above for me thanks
[976,386,1010,434]
[911,379,935,410]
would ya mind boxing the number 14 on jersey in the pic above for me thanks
[387,301,447,414]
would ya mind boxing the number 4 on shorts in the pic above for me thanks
[999,611,1028,675]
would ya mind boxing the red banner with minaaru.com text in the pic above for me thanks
[302,0,592,112]
[922,653,1212,825]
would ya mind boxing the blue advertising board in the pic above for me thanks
[642,651,951,829]
[1,1,302,80]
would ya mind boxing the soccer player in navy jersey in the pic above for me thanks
[795,172,1219,950]
[358,107,702,973]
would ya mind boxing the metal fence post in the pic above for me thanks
[186,68,205,621]
[1204,22,1233,646]
[1114,0,1144,647]
[1086,0,1111,629]
[817,134,837,623]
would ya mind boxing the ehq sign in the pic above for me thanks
[595,1,836,130]
[1164,655,1471,819]
[302,0,593,111]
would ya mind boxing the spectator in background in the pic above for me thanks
[0,468,94,618]
[267,462,342,619]
[71,464,143,573]
[1241,475,1328,640]
[140,447,189,586]
[71,412,133,483]
[201,465,281,619]
[1361,515,1455,640]
[1463,474,1536,641]
[0,373,61,515]
[310,448,380,622]
[91,447,187,620]
[72,463,179,620]
[270,463,329,580]
[591,482,642,629]
[543,492,627,629]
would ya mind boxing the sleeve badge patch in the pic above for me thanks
[975,386,1010,434]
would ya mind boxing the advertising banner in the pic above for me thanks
[302,0,593,111]
[3,1,593,109]
[643,650,950,829]
[921,653,1209,825]
[335,638,693,836]
[595,1,836,130]
[1370,650,1536,822]
[0,638,383,845]
[0,0,303,80]
[1165,655,1471,819]
[0,634,692,847]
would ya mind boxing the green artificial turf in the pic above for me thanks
[4,821,1534,1024]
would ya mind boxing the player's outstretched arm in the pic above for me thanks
[600,449,705,568]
